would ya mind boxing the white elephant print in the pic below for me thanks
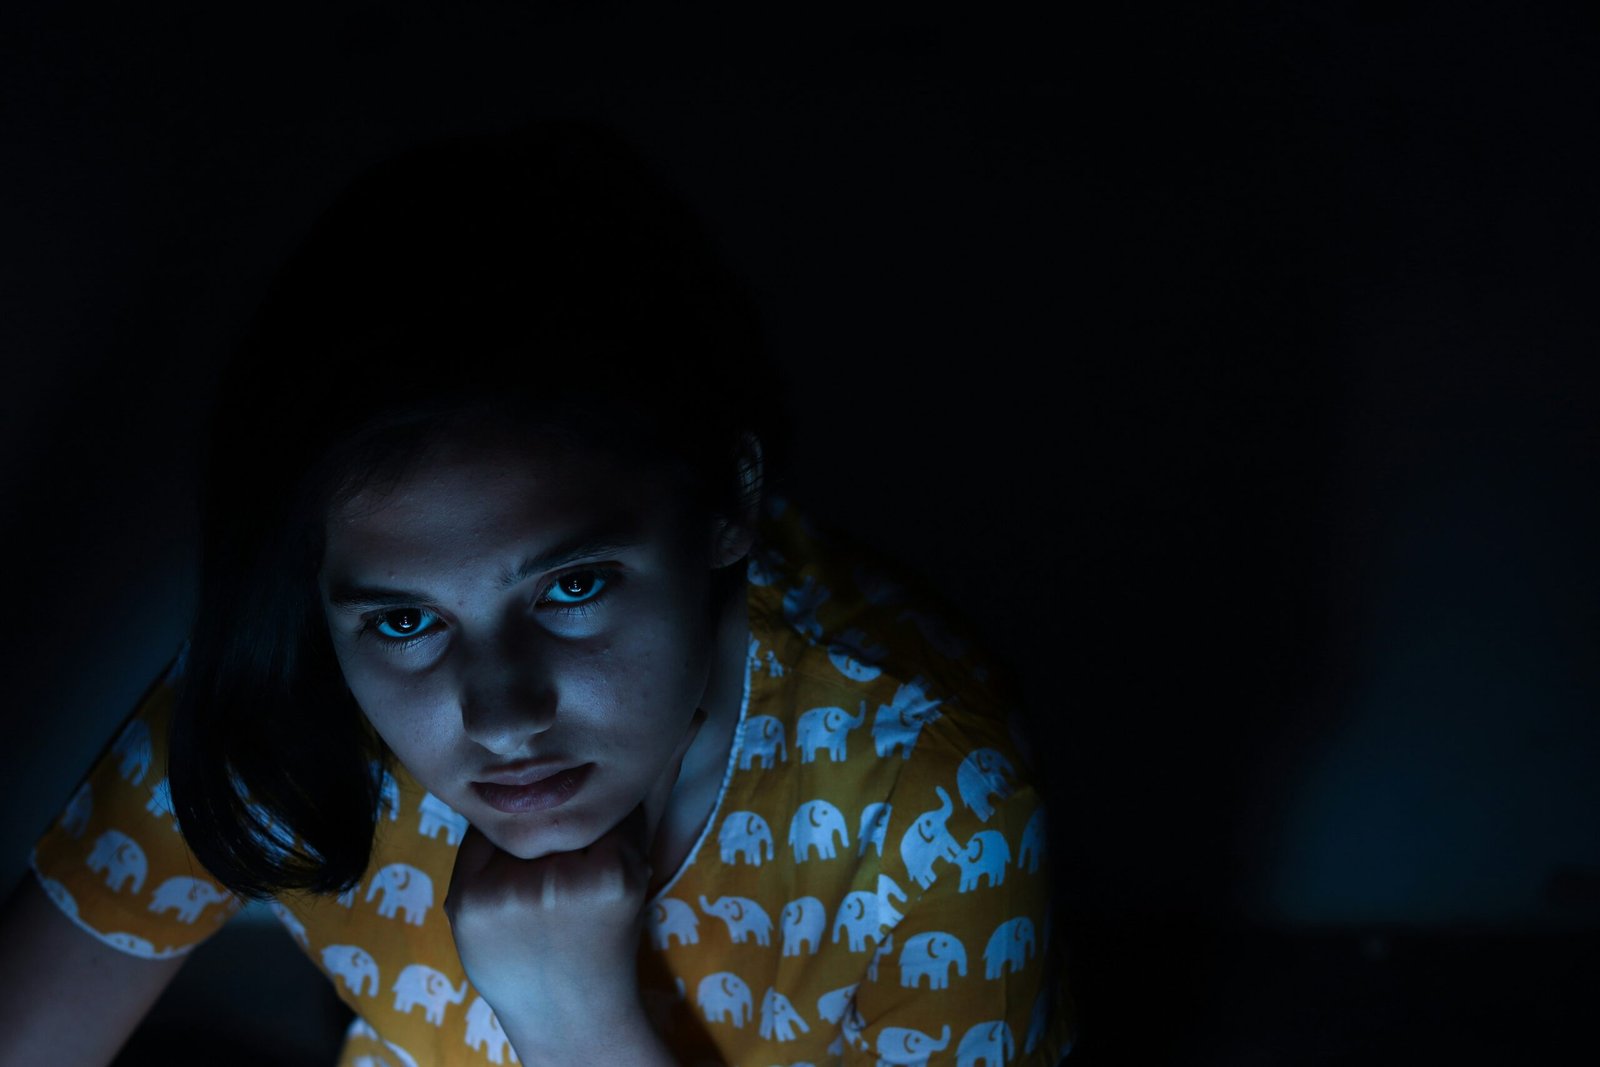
[38,876,77,918]
[984,916,1037,979]
[1017,808,1046,874]
[867,932,893,982]
[852,563,905,606]
[698,895,771,946]
[147,876,230,924]
[367,863,433,925]
[816,983,858,1026]
[113,720,152,786]
[465,996,519,1064]
[103,931,156,956]
[957,830,1012,893]
[896,608,969,659]
[696,971,753,1027]
[392,963,467,1025]
[269,900,310,948]
[781,896,826,957]
[956,1020,1015,1067]
[899,786,962,889]
[86,830,147,893]
[759,987,811,1042]
[61,782,92,838]
[370,761,401,822]
[738,715,787,770]
[345,1017,380,1040]
[417,792,467,846]
[876,1024,951,1067]
[145,777,179,830]
[871,677,942,759]
[831,890,879,952]
[826,629,886,683]
[788,799,849,862]
[898,931,968,990]
[747,550,785,587]
[648,897,700,949]
[718,811,774,866]
[782,576,830,642]
[382,1040,420,1067]
[956,748,1017,822]
[322,944,380,997]
[765,650,786,678]
[877,873,908,928]
[858,802,891,857]
[795,702,867,763]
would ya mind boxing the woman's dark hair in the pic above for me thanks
[168,120,788,899]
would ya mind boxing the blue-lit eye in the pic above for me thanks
[541,569,609,607]
[370,607,441,641]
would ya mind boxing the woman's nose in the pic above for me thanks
[457,642,558,755]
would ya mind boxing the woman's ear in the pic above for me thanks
[710,432,763,568]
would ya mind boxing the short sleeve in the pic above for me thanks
[29,644,242,959]
[844,719,1076,1066]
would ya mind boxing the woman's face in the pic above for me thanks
[318,435,732,861]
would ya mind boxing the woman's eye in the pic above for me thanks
[540,569,609,607]
[371,607,441,641]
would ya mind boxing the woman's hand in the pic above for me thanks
[443,710,704,1064]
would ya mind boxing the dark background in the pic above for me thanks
[4,2,1598,1063]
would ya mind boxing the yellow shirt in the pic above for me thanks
[32,501,1075,1066]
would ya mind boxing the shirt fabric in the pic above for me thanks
[32,499,1075,1066]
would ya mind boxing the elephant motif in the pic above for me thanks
[957,830,1012,893]
[760,987,811,1042]
[367,863,434,926]
[648,897,701,949]
[738,715,788,770]
[145,778,178,830]
[984,916,1037,979]
[103,931,156,957]
[465,996,518,1064]
[826,629,886,683]
[867,932,893,982]
[816,983,858,1026]
[765,650,786,678]
[147,876,230,924]
[269,900,309,948]
[61,782,91,838]
[381,1040,420,1067]
[899,786,962,889]
[896,608,969,659]
[112,720,152,785]
[956,748,1017,822]
[86,830,147,893]
[831,890,879,952]
[392,963,468,1026]
[782,576,830,643]
[38,876,77,918]
[780,896,827,957]
[956,1020,1015,1067]
[747,550,785,587]
[858,802,892,857]
[871,677,943,759]
[370,761,401,822]
[788,799,849,862]
[322,944,380,997]
[417,793,467,846]
[696,971,753,1027]
[796,702,867,763]
[698,895,771,946]
[1017,808,1046,874]
[718,811,774,866]
[898,931,968,990]
[876,1024,951,1067]
[877,873,908,928]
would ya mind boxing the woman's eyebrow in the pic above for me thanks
[325,534,642,610]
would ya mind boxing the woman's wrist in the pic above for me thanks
[499,993,677,1067]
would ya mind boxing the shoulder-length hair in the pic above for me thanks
[168,120,787,899]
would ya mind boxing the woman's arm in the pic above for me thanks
[0,874,185,1067]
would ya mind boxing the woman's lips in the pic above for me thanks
[471,764,592,814]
